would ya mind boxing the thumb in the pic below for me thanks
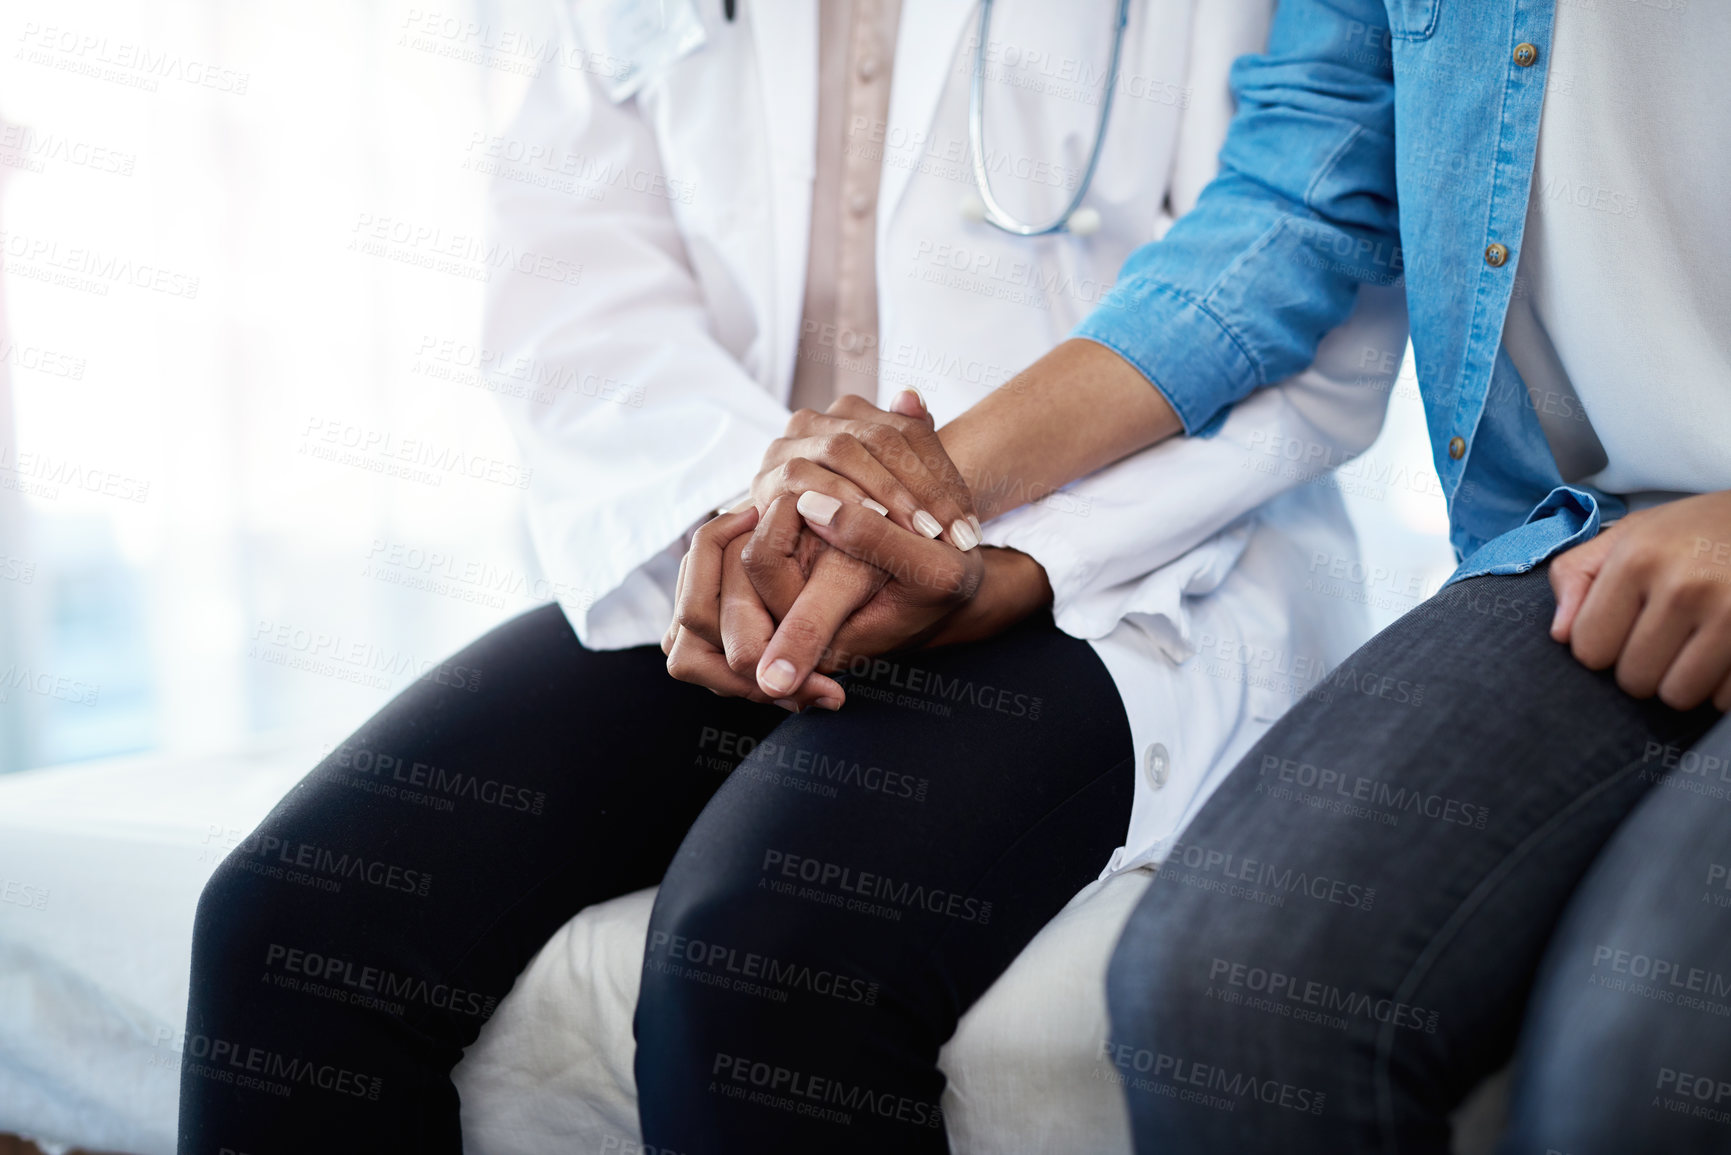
[890,388,933,427]
[1549,530,1616,642]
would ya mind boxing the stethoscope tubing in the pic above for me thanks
[967,0,1131,236]
[720,0,1127,236]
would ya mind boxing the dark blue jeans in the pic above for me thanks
[1105,565,1722,1154]
[178,605,1133,1155]
[1499,711,1731,1155]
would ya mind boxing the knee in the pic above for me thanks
[189,828,358,984]
[1106,868,1332,1062]
[640,848,867,1028]
[1106,881,1196,1059]
[189,848,282,982]
[645,856,800,985]
[1503,1008,1654,1154]
[1505,966,1710,1152]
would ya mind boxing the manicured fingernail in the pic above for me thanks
[1551,604,1565,636]
[913,510,943,538]
[797,490,843,527]
[862,498,890,517]
[774,698,800,712]
[968,514,982,537]
[760,659,798,694]
[896,388,926,414]
[950,518,980,551]
[815,697,843,711]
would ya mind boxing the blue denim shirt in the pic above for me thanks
[1074,0,1621,583]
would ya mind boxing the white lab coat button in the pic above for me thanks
[1143,742,1170,790]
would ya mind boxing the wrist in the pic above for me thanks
[927,547,1052,647]
[938,338,1181,524]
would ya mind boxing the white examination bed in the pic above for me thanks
[0,744,1504,1154]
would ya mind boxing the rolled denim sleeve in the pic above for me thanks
[1074,0,1400,433]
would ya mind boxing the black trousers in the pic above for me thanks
[178,604,1133,1154]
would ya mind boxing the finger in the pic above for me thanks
[790,668,848,710]
[1657,613,1731,711]
[757,456,876,513]
[720,542,848,707]
[663,550,690,655]
[665,626,769,700]
[855,421,979,550]
[768,421,949,543]
[888,387,931,424]
[720,533,775,679]
[1615,592,1699,699]
[742,494,816,621]
[797,492,980,607]
[732,500,853,710]
[824,396,977,546]
[1713,666,1731,713]
[666,624,844,709]
[675,507,759,650]
[784,408,825,438]
[1550,529,1617,642]
[857,391,981,546]
[797,433,929,530]
[759,405,837,487]
[1570,546,1646,671]
[756,546,884,699]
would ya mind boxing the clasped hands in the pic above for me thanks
[662,390,1050,710]
[660,378,1731,714]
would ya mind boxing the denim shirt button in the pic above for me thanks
[1448,436,1466,460]
[1484,243,1509,267]
[1513,43,1538,67]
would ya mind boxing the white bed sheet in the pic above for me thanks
[0,747,1144,1154]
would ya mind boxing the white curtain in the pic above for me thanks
[0,0,559,771]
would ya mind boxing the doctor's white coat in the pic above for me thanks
[485,0,1410,873]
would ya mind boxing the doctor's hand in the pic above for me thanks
[751,390,983,552]
[1550,490,1731,711]
[662,506,846,711]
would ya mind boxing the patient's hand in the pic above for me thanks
[662,506,847,710]
[739,493,983,699]
[661,496,928,709]
[747,489,1073,695]
[1551,490,1731,710]
[664,498,1046,709]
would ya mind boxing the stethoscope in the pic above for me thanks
[723,0,1130,237]
[960,0,1131,237]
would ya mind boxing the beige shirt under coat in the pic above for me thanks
[788,0,903,413]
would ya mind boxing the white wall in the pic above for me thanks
[0,0,555,769]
